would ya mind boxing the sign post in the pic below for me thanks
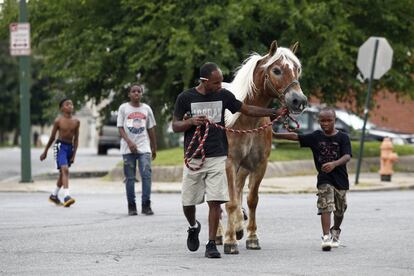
[355,37,393,185]
[10,0,32,183]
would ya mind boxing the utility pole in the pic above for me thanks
[18,0,32,182]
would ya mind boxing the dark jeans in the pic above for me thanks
[123,153,152,205]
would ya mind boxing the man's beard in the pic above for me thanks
[206,88,218,94]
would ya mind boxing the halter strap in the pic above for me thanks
[264,74,299,101]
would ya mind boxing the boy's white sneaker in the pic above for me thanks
[321,235,332,251]
[330,228,341,248]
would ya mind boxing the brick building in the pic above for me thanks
[369,91,414,133]
[310,90,414,134]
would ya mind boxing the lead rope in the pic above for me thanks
[184,108,300,171]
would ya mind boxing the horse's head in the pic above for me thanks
[258,40,307,114]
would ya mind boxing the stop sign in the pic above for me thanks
[357,37,393,80]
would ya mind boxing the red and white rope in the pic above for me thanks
[184,109,300,171]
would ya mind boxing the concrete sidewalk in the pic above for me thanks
[1,172,413,194]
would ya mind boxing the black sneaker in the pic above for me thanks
[142,206,154,215]
[187,220,201,251]
[141,200,154,215]
[205,240,221,258]
[128,203,138,216]
[49,194,62,206]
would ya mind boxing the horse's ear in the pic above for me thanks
[290,41,299,54]
[269,40,278,56]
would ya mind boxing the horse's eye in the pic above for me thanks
[272,68,282,75]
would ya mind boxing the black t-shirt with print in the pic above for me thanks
[299,130,352,190]
[173,87,242,158]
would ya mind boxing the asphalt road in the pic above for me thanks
[0,147,121,181]
[1,191,413,275]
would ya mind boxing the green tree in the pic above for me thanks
[0,0,58,144]
[0,1,20,144]
[0,41,19,144]
[6,0,414,147]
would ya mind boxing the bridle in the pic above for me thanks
[264,73,300,104]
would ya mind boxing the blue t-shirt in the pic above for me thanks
[173,87,242,158]
[299,130,352,190]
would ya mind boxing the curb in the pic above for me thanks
[106,156,414,182]
[1,185,413,194]
[0,171,109,184]
[1,175,413,194]
[348,185,414,193]
[33,171,108,181]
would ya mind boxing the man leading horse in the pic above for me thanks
[172,61,289,258]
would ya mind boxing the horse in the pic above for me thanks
[218,40,307,254]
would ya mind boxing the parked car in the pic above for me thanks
[274,106,414,145]
[97,112,120,155]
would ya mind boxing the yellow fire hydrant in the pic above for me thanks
[379,137,398,181]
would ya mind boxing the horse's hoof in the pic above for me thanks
[215,236,223,245]
[236,230,244,240]
[224,244,239,254]
[246,239,261,250]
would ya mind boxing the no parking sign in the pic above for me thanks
[9,22,31,56]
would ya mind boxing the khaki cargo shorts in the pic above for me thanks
[316,183,347,216]
[181,156,229,206]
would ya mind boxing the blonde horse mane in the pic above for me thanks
[225,47,301,127]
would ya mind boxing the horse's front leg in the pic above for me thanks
[246,161,267,250]
[215,208,224,245]
[223,159,239,254]
[216,170,249,245]
[234,168,250,241]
